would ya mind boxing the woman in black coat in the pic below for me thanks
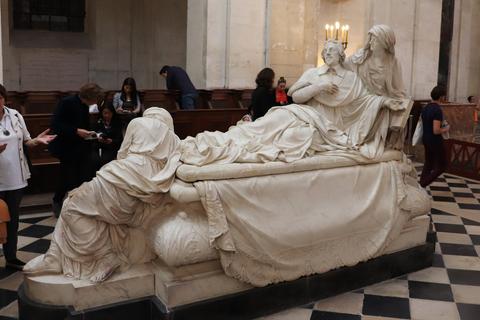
[250,68,276,121]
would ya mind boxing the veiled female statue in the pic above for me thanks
[24,108,181,282]
[345,24,406,99]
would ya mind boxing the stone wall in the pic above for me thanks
[0,0,187,91]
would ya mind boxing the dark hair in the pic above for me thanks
[430,85,447,101]
[99,103,119,124]
[120,77,140,103]
[160,65,170,74]
[277,77,286,85]
[467,95,474,103]
[0,84,7,100]
[79,83,103,101]
[255,68,275,88]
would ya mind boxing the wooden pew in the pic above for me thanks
[209,89,241,109]
[238,89,254,109]
[172,108,246,139]
[196,90,213,109]
[23,91,62,114]
[142,90,180,112]
[6,91,25,113]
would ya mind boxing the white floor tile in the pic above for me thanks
[410,299,460,320]
[442,255,480,271]
[431,215,464,225]
[363,279,409,298]
[436,232,473,245]
[257,308,312,320]
[407,267,450,284]
[451,284,480,304]
[313,292,363,314]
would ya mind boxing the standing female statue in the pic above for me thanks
[345,24,410,147]
[345,24,406,99]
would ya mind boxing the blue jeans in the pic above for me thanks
[181,93,197,110]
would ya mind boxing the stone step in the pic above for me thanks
[20,193,53,215]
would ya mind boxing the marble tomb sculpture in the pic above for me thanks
[21,25,431,317]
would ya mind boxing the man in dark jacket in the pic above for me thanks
[160,65,198,110]
[49,83,104,217]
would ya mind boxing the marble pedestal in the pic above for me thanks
[18,215,432,320]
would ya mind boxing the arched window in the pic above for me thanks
[13,0,86,32]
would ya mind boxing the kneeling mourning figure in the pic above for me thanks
[22,25,431,315]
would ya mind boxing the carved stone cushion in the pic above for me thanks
[175,150,403,182]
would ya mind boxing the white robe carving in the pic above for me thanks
[181,65,401,165]
[24,108,181,281]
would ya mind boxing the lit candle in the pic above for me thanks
[330,25,334,40]
[345,25,349,43]
[341,26,345,42]
[325,24,329,40]
[335,21,340,40]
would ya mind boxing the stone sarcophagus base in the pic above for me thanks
[18,216,433,320]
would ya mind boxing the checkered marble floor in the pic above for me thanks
[1,167,480,319]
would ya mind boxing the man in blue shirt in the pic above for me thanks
[420,85,450,187]
[160,65,198,110]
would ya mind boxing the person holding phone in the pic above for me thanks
[49,83,104,217]
[0,84,56,270]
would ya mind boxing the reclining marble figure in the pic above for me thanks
[24,28,430,288]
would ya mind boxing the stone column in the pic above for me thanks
[187,0,268,89]
[448,0,480,102]
[0,0,8,85]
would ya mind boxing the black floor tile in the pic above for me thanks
[470,235,480,245]
[432,253,445,268]
[408,281,453,302]
[457,303,480,320]
[458,203,480,210]
[0,289,17,309]
[362,295,410,319]
[19,239,51,254]
[432,196,456,203]
[17,225,55,238]
[0,268,17,281]
[452,192,476,198]
[447,183,468,188]
[19,216,51,224]
[443,174,458,179]
[434,223,467,234]
[470,188,480,194]
[310,311,360,320]
[448,269,480,286]
[430,186,451,192]
[440,243,477,256]
[431,208,453,216]
[462,218,480,226]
